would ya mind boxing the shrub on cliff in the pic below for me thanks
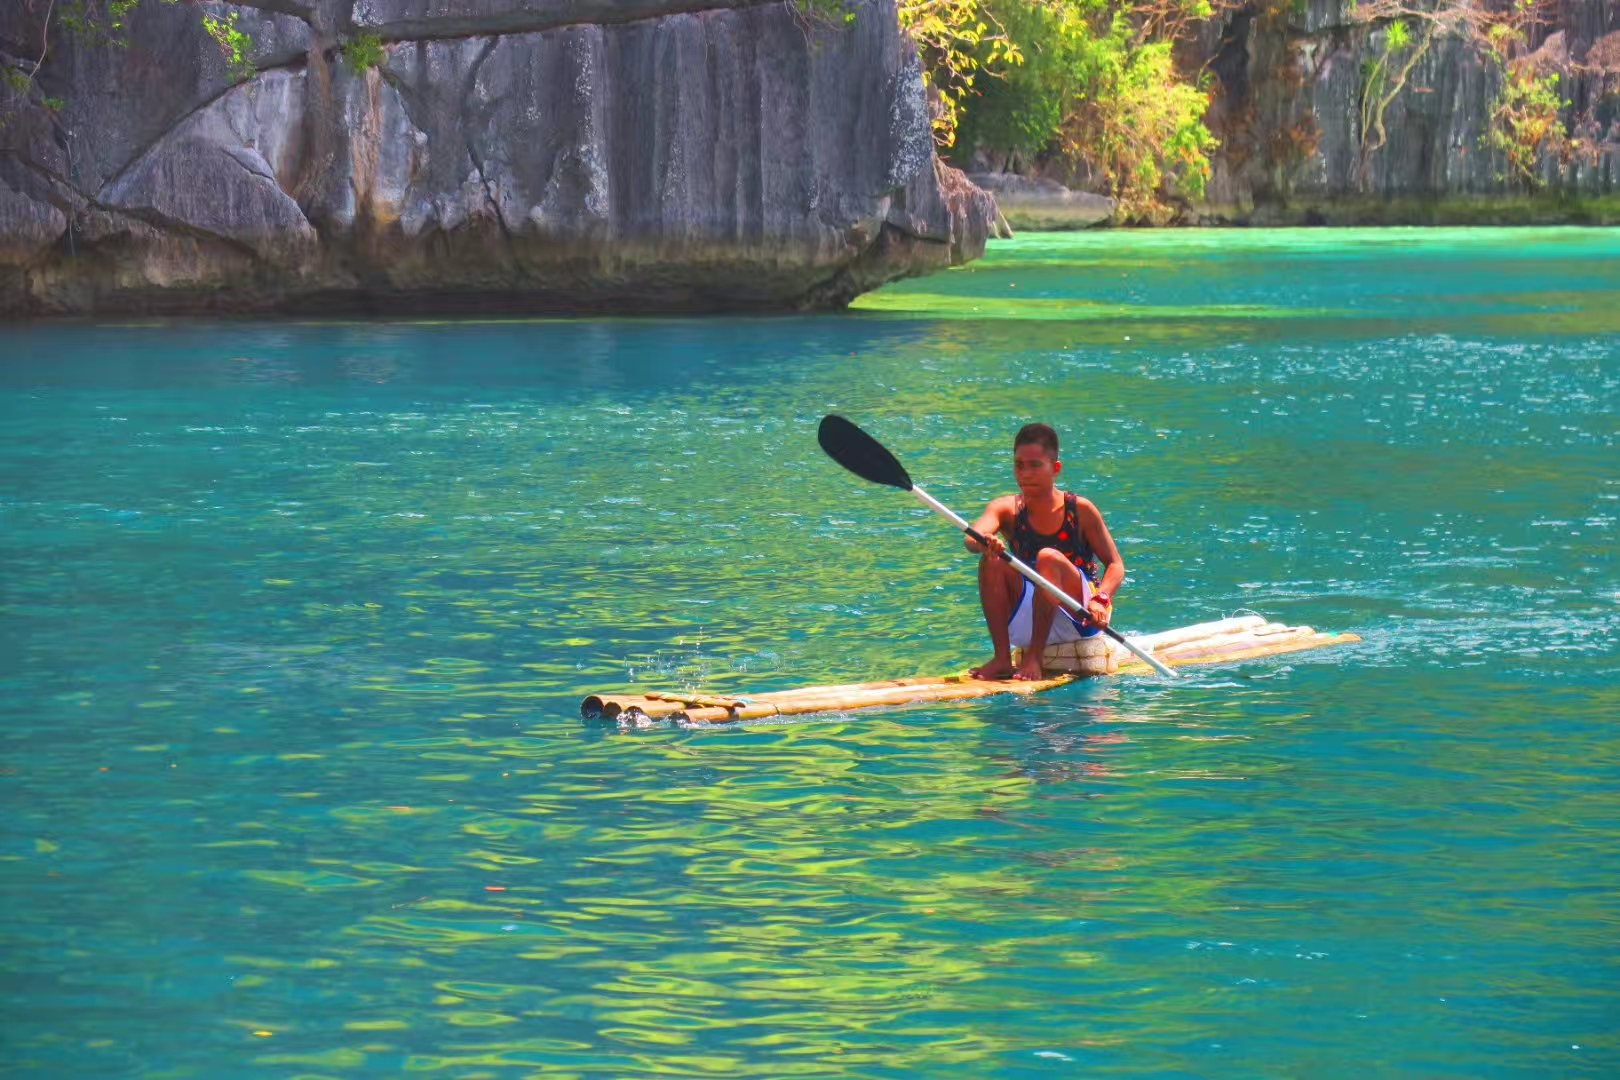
[1348,0,1609,192]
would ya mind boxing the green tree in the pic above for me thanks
[948,1,1222,223]
[951,0,1081,170]
[899,0,1025,146]
[1058,21,1217,222]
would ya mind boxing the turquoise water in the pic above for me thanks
[2,228,1617,1077]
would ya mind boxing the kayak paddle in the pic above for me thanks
[816,413,1178,679]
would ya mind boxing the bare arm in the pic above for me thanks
[1075,498,1125,624]
[965,495,1017,556]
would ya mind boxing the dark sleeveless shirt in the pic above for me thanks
[1009,492,1099,583]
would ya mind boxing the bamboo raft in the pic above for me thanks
[581,615,1359,726]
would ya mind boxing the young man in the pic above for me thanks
[966,423,1125,681]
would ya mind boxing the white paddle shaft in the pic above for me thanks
[908,485,1179,679]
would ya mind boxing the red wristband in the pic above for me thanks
[1093,592,1112,607]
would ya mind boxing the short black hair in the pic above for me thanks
[1014,423,1059,458]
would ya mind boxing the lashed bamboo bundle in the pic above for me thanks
[1107,616,1360,674]
[581,673,1072,726]
[582,616,1360,726]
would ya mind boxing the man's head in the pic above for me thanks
[1014,423,1059,459]
[1013,423,1062,493]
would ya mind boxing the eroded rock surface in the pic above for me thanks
[0,0,994,316]
[1198,0,1620,223]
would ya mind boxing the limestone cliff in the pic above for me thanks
[0,0,997,317]
[1200,0,1620,223]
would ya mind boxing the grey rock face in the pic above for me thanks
[1200,0,1620,220]
[352,0,770,39]
[0,0,994,316]
[0,181,66,265]
[100,69,319,259]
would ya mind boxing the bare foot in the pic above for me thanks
[1013,655,1046,681]
[970,656,1015,680]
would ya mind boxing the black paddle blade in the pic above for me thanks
[817,414,913,491]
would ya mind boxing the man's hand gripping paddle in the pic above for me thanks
[816,414,1179,680]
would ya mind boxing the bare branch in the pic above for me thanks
[30,0,57,83]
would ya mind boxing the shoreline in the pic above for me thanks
[999,193,1620,232]
[4,217,1615,324]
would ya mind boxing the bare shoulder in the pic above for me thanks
[1068,493,1105,518]
[1070,494,1120,557]
[985,493,1020,522]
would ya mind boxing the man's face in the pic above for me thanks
[1013,443,1061,496]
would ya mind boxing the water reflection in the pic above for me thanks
[0,317,941,397]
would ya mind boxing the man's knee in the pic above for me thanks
[1035,547,1069,576]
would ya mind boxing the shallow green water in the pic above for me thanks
[2,228,1617,1077]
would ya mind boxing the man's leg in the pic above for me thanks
[1016,549,1091,680]
[970,554,1024,679]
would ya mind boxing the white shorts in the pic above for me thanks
[1008,577,1099,648]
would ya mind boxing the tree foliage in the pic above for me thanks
[899,0,1025,146]
[1057,13,1218,221]
[798,0,1223,220]
[944,0,1223,222]
[341,33,388,74]
[201,9,256,81]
